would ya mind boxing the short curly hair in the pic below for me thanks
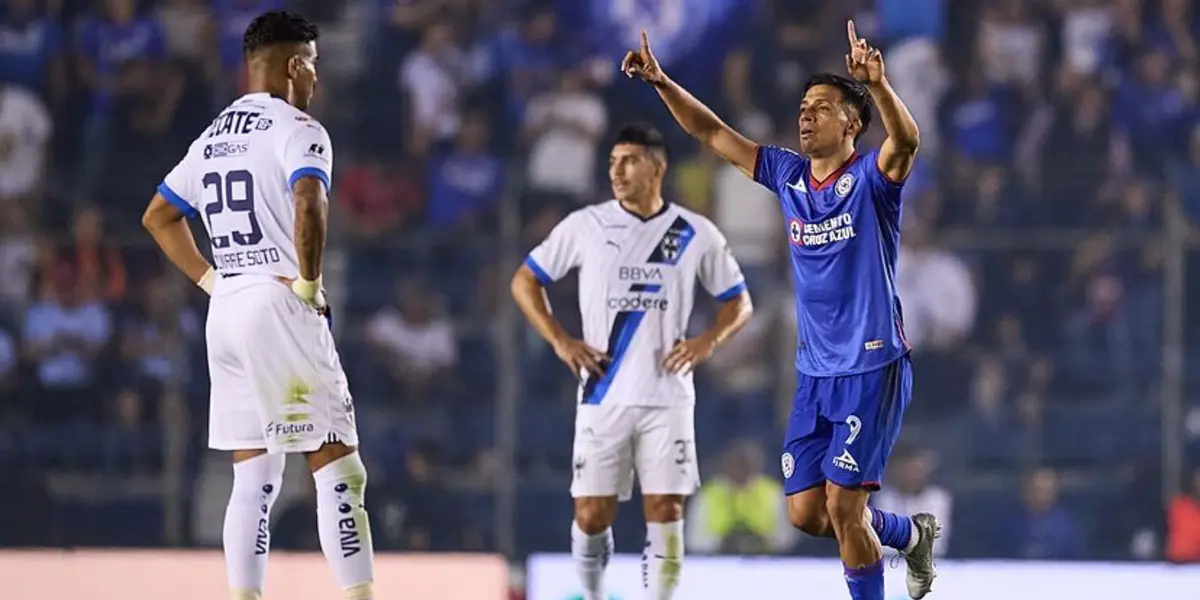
[242,10,319,57]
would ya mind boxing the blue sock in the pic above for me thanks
[869,507,913,551]
[844,560,885,600]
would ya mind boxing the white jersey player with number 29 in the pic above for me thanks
[511,124,753,600]
[141,11,374,600]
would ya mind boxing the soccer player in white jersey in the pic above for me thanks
[140,12,374,600]
[511,124,754,600]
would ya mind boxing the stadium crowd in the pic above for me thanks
[0,0,1199,563]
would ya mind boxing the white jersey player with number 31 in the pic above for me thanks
[141,11,375,600]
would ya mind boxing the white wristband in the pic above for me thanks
[291,277,323,306]
[197,267,215,295]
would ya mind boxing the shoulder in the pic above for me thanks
[560,202,610,230]
[671,204,725,243]
[757,145,806,168]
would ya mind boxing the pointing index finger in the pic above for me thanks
[847,20,858,44]
[641,29,650,53]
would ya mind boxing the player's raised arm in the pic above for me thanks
[623,31,759,178]
[143,160,217,295]
[845,20,920,182]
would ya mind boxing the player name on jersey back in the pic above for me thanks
[526,201,747,407]
[158,93,334,280]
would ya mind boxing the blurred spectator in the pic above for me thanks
[490,3,561,123]
[0,323,15,392]
[58,205,127,304]
[21,264,113,423]
[426,111,503,229]
[156,0,215,67]
[0,0,66,101]
[940,70,1014,165]
[711,117,780,287]
[885,38,949,157]
[75,0,167,194]
[1061,234,1131,386]
[365,279,458,402]
[1111,50,1187,176]
[996,467,1085,559]
[338,157,424,240]
[1165,466,1200,563]
[1169,125,1200,222]
[0,83,51,206]
[212,0,283,96]
[522,67,606,200]
[118,276,200,415]
[0,202,37,312]
[897,221,976,351]
[873,448,953,556]
[1060,0,1112,76]
[977,0,1044,88]
[400,19,464,156]
[686,440,794,555]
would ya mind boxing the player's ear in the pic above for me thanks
[286,54,302,79]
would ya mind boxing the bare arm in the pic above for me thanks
[510,265,606,376]
[701,291,753,348]
[293,175,327,281]
[510,265,571,347]
[846,21,919,182]
[663,291,753,373]
[141,193,213,285]
[624,31,760,178]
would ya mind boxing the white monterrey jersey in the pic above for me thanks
[526,201,747,407]
[157,92,333,278]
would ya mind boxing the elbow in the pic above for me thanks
[896,129,921,154]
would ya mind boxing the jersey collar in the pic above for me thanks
[616,199,671,222]
[809,152,860,191]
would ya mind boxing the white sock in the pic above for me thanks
[904,520,920,553]
[313,453,376,599]
[571,521,613,600]
[642,520,683,600]
[223,453,285,600]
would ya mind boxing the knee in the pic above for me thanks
[786,496,829,536]
[643,494,685,523]
[824,486,869,532]
[574,497,617,534]
[312,451,368,503]
[231,453,286,504]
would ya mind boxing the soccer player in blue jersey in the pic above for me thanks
[623,21,939,600]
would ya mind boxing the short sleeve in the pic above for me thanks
[753,145,803,195]
[865,150,905,213]
[158,149,200,219]
[697,225,747,301]
[525,212,582,285]
[281,122,334,192]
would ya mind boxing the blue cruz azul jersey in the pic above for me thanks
[754,146,909,376]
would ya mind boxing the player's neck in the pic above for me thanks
[619,196,666,219]
[809,146,857,182]
[245,74,290,104]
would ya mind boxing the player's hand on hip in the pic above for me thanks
[622,30,665,84]
[662,335,716,375]
[552,336,608,378]
[845,20,885,84]
[282,276,327,310]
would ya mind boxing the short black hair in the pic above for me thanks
[613,122,668,159]
[243,11,319,57]
[803,73,873,142]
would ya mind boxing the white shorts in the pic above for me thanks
[205,275,359,454]
[570,403,699,501]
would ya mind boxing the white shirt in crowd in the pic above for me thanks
[897,245,977,350]
[0,85,51,198]
[525,86,607,199]
[365,309,458,375]
[400,48,463,143]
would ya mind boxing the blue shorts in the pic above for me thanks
[781,355,912,494]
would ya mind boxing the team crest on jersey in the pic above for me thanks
[647,216,697,266]
[788,218,804,246]
[781,452,795,479]
[835,173,855,198]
